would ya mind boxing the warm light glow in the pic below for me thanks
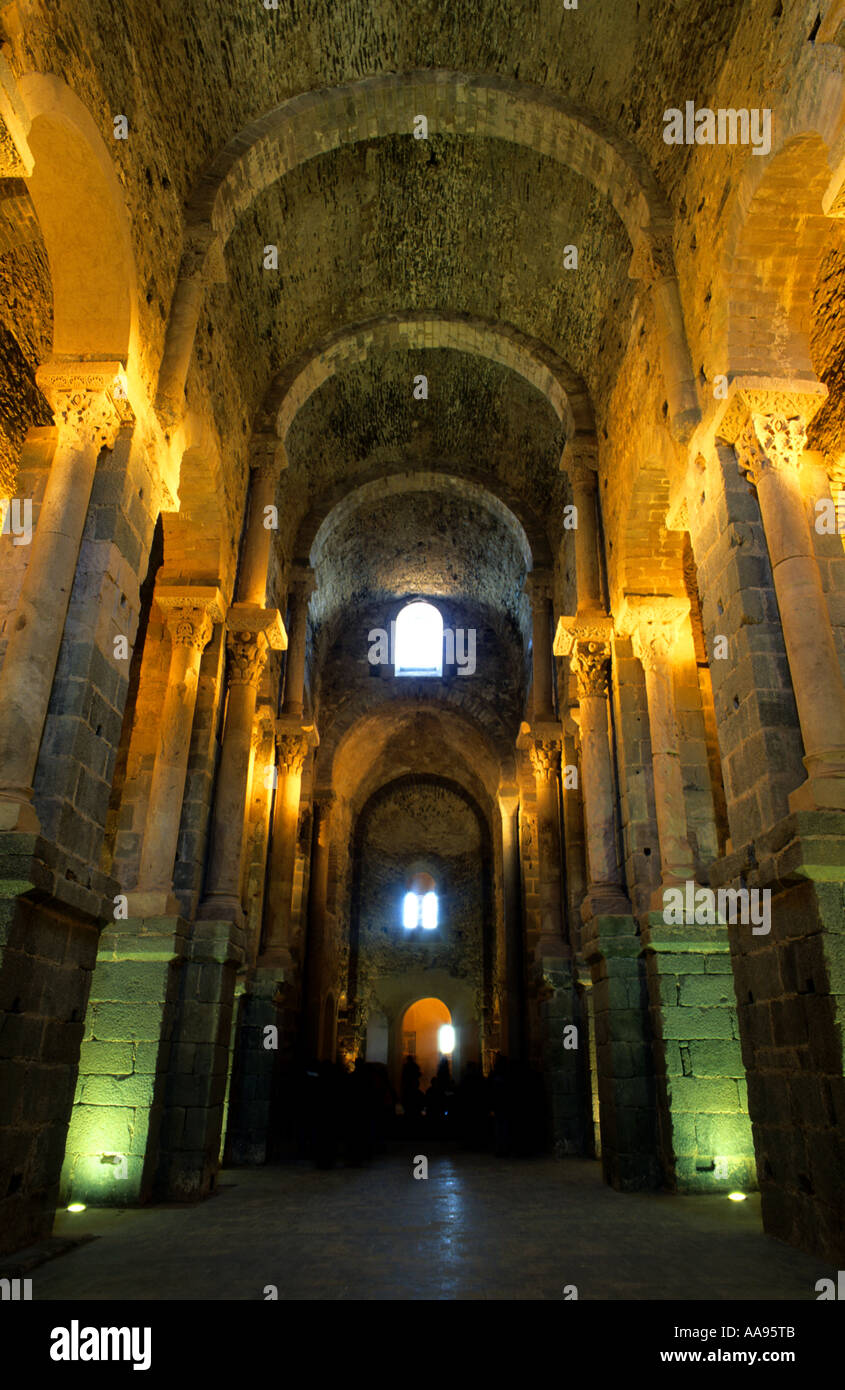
[402,998,452,1080]
[438,1024,455,1053]
[394,601,443,676]
[67,1203,86,1213]
[727,1192,747,1202]
[421,890,438,930]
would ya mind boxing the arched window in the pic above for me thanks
[394,600,443,677]
[402,871,438,930]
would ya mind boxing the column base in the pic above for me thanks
[125,888,182,917]
[580,885,632,921]
[196,893,244,927]
[0,790,41,834]
[788,775,845,813]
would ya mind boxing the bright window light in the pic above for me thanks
[421,891,438,929]
[403,891,419,929]
[438,1025,455,1053]
[394,601,443,677]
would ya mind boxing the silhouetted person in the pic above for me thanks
[401,1054,424,1133]
[311,1059,344,1168]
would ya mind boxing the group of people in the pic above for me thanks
[295,1052,547,1168]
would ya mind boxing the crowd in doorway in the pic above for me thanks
[296,1053,547,1169]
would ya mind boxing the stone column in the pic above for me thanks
[525,570,555,721]
[282,565,316,719]
[730,405,845,811]
[628,233,700,443]
[528,739,567,960]
[569,460,604,611]
[199,607,285,923]
[130,587,223,916]
[238,441,287,608]
[0,362,132,832]
[619,595,697,899]
[262,730,308,968]
[305,790,335,1056]
[556,621,631,917]
[498,784,524,1058]
[155,230,226,423]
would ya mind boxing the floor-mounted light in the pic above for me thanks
[438,1025,455,1054]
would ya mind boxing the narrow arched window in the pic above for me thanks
[394,601,443,677]
[402,872,438,930]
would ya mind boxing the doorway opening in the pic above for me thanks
[401,997,452,1085]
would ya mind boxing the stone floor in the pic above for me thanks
[30,1148,832,1301]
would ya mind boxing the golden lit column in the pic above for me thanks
[557,625,631,918]
[130,588,223,915]
[261,730,308,968]
[0,362,132,832]
[239,442,287,608]
[242,705,278,954]
[569,461,604,612]
[155,230,227,423]
[619,596,697,898]
[498,783,524,1056]
[529,739,569,960]
[199,610,284,923]
[732,407,845,811]
[306,790,335,1055]
[628,233,700,443]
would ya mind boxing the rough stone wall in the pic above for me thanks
[351,780,486,1034]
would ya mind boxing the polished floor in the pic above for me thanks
[28,1148,832,1301]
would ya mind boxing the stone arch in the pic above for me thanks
[265,313,593,448]
[10,72,138,368]
[159,74,697,437]
[303,469,539,572]
[186,70,668,254]
[328,703,511,811]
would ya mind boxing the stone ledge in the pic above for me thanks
[0,831,117,924]
[709,811,845,892]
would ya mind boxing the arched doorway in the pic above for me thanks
[401,997,453,1086]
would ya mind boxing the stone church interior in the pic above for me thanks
[1,0,845,1306]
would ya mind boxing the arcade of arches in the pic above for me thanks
[1,1,845,1278]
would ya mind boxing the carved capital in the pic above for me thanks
[250,432,288,482]
[156,586,224,652]
[252,705,276,753]
[568,641,611,699]
[559,433,599,477]
[36,361,134,450]
[617,594,690,670]
[179,224,227,286]
[715,380,827,450]
[277,732,308,776]
[227,629,270,687]
[530,738,561,781]
[734,412,807,487]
